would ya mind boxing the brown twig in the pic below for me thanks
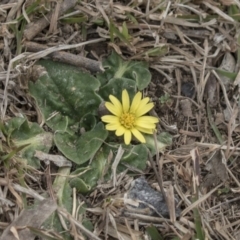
[24,41,104,73]
[58,208,102,240]
[23,0,77,40]
[148,150,167,204]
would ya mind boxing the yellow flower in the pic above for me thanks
[101,89,159,145]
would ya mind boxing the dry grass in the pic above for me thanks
[1,0,240,239]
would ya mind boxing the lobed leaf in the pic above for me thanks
[54,123,108,164]
[97,52,151,90]
[4,117,53,168]
[29,60,102,132]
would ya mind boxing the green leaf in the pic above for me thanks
[207,103,223,144]
[122,21,130,39]
[80,113,96,131]
[80,146,110,188]
[69,145,112,193]
[60,15,88,24]
[119,144,148,171]
[126,13,138,24]
[54,131,79,163]
[237,33,240,66]
[145,132,172,155]
[1,144,29,162]
[0,121,8,137]
[68,167,92,193]
[143,46,169,57]
[54,123,108,164]
[82,219,94,233]
[16,0,41,22]
[29,60,102,132]
[146,225,164,240]
[109,20,131,45]
[193,201,205,240]
[97,52,151,90]
[92,18,104,26]
[4,117,26,144]
[215,68,236,81]
[4,117,53,168]
[69,178,91,194]
[98,77,136,101]
[228,5,239,16]
[75,122,107,164]
[75,203,94,232]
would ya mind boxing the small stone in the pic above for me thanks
[127,177,180,217]
[181,82,195,98]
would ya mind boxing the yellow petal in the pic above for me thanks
[115,126,125,136]
[101,115,119,123]
[122,89,130,113]
[131,128,146,143]
[105,102,121,116]
[138,97,149,106]
[135,119,156,129]
[135,97,149,113]
[137,116,159,123]
[135,102,154,117]
[124,130,131,145]
[136,126,155,134]
[106,123,121,131]
[109,95,123,114]
[130,92,142,113]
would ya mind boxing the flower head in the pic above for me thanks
[101,89,159,145]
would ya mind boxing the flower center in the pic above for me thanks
[120,113,135,129]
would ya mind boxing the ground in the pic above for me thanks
[1,1,240,240]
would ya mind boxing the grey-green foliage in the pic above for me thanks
[29,60,102,132]
[4,117,52,168]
